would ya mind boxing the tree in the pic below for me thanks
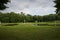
[25,14,33,22]
[0,0,10,10]
[54,0,60,15]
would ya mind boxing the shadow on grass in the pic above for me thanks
[33,24,60,26]
[1,23,18,26]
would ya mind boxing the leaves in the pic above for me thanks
[54,0,60,14]
[0,0,10,10]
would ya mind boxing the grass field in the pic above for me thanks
[0,22,60,40]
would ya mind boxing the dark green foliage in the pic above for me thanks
[0,12,60,23]
[0,0,10,10]
[54,0,60,15]
[25,14,33,22]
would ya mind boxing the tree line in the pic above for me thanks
[0,12,60,23]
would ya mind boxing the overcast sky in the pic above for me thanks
[0,0,56,15]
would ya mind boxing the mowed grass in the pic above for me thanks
[0,22,60,40]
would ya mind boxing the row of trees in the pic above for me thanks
[0,12,60,23]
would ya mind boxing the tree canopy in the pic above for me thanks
[0,0,10,10]
[0,12,60,23]
[54,0,60,15]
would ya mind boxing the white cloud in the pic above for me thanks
[0,0,56,15]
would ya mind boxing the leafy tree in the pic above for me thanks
[48,14,56,21]
[25,14,33,22]
[43,15,48,22]
[54,0,60,15]
[0,12,60,23]
[33,15,38,22]
[0,0,10,10]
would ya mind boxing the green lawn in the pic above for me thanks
[0,22,60,40]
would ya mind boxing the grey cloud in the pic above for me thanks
[7,0,55,9]
[0,0,56,15]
